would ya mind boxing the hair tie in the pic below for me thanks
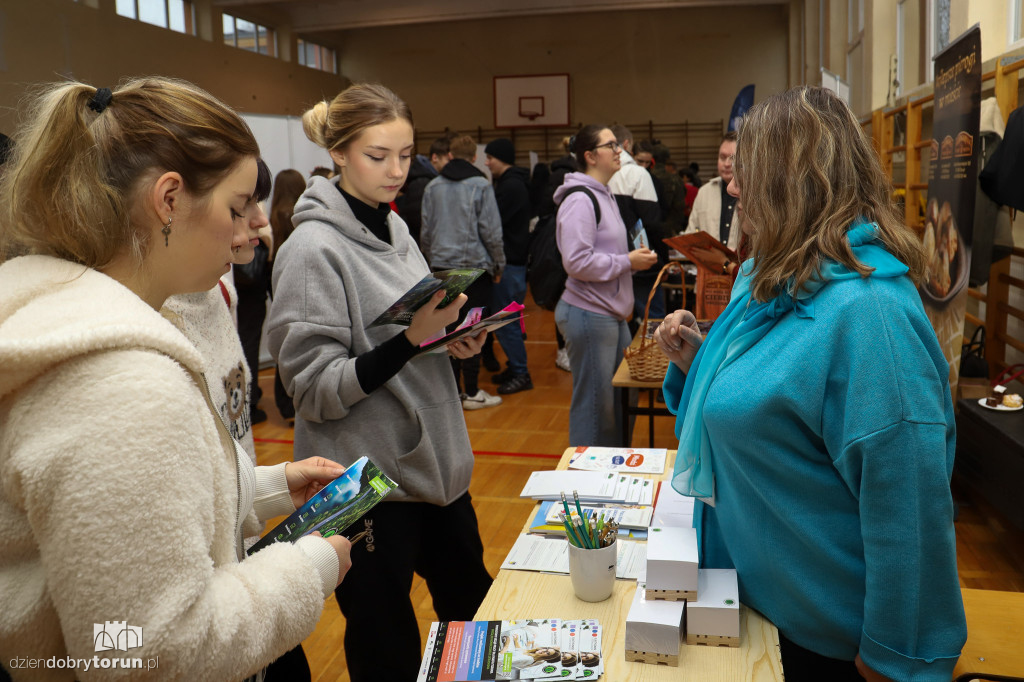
[569,135,577,152]
[88,88,113,114]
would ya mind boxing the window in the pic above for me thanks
[1012,0,1024,45]
[845,0,865,114]
[116,0,194,34]
[926,0,950,81]
[297,39,338,74]
[223,12,276,57]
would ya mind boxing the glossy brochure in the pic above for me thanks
[368,268,484,328]
[247,456,397,555]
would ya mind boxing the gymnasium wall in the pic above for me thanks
[0,0,346,134]
[334,5,791,132]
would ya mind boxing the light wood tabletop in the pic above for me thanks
[473,447,784,681]
[953,588,1024,679]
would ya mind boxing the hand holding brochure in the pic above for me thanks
[247,456,397,555]
[368,268,484,328]
[417,302,526,355]
[630,219,649,251]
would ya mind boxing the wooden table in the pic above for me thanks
[474,448,784,682]
[612,326,674,448]
[952,588,1024,680]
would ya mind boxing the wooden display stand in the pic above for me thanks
[663,233,736,321]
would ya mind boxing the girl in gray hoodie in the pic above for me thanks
[267,84,493,682]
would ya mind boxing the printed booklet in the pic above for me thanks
[368,268,484,328]
[417,619,604,681]
[247,456,397,555]
[417,302,526,355]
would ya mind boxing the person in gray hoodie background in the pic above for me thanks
[422,134,506,410]
[267,83,493,682]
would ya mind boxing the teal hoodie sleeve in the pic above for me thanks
[823,280,966,680]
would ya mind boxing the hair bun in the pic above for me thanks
[301,100,331,148]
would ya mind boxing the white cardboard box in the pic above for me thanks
[685,568,740,647]
[644,526,698,601]
[624,583,685,666]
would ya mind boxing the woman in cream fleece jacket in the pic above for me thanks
[0,78,350,681]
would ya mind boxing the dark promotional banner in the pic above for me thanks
[922,25,981,392]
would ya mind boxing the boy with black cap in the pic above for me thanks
[483,137,534,394]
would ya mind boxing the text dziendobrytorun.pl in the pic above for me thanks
[8,655,159,672]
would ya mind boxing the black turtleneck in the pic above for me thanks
[336,183,419,392]
[338,184,393,245]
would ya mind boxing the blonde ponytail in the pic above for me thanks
[0,77,258,267]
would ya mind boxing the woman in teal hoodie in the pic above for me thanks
[655,87,966,681]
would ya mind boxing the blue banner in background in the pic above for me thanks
[727,85,755,131]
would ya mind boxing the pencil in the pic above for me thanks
[561,491,573,522]
[560,512,583,548]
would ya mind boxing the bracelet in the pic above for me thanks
[721,259,731,275]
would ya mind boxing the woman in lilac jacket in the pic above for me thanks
[553,125,658,446]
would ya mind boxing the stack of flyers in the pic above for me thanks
[247,456,396,554]
[417,619,603,681]
[543,502,652,530]
[534,620,603,680]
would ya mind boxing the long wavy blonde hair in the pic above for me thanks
[736,86,924,302]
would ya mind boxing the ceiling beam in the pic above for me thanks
[215,0,784,33]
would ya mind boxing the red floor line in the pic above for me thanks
[254,438,561,460]
[473,450,562,459]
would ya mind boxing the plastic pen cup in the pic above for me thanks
[567,538,617,602]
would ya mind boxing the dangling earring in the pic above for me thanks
[162,217,172,247]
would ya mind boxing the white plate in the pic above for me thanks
[977,398,1023,412]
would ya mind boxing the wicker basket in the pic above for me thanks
[623,263,679,382]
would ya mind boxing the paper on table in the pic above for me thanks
[567,446,667,475]
[500,534,647,580]
[651,482,696,528]
[519,470,618,502]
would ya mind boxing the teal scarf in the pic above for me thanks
[668,220,910,504]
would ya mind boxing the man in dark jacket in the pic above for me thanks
[396,136,448,245]
[484,137,533,394]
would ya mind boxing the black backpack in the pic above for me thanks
[527,186,601,311]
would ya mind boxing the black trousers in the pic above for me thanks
[334,493,493,682]
[236,284,268,413]
[778,631,863,682]
[447,275,493,395]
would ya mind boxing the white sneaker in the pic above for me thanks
[555,348,571,372]
[462,389,503,410]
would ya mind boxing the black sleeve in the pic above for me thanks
[354,329,420,394]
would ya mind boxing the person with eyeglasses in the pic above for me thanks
[553,125,658,447]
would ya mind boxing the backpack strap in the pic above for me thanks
[558,186,602,224]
